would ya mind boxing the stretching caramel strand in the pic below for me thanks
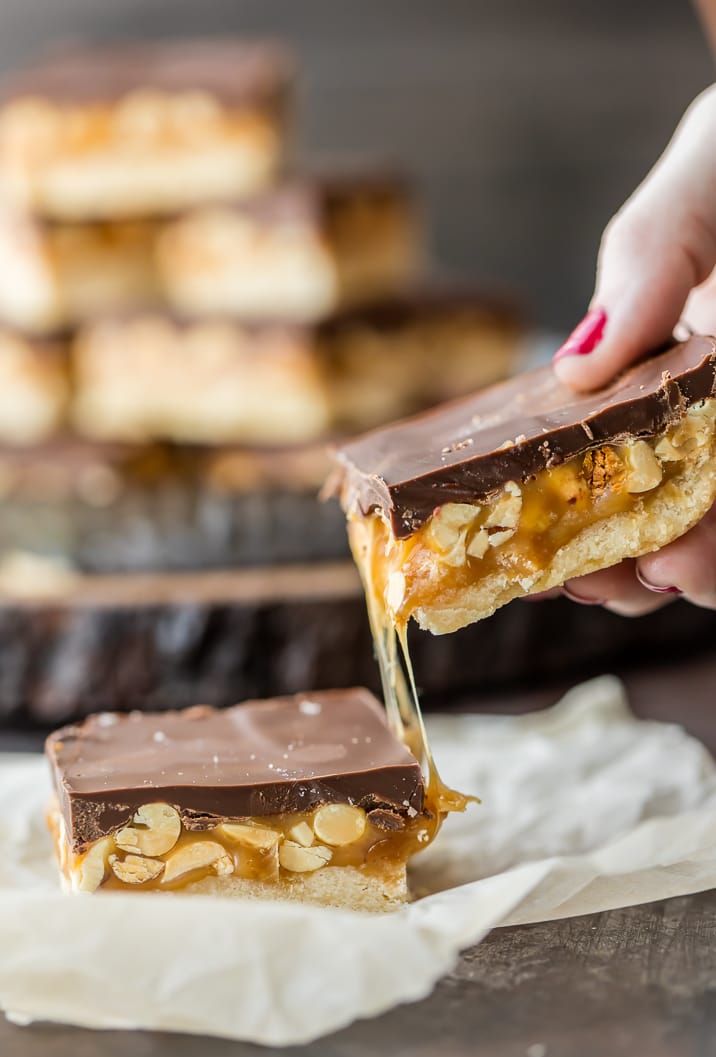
[350,513,477,822]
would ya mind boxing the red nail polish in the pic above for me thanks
[553,307,607,362]
[636,569,682,595]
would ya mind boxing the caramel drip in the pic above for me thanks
[396,622,477,815]
[352,514,476,824]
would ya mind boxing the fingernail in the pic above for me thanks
[563,586,606,606]
[636,569,683,595]
[553,307,607,362]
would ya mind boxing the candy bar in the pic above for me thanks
[0,40,291,220]
[70,293,520,445]
[334,336,716,634]
[158,172,419,320]
[46,689,437,911]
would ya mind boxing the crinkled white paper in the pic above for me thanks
[1,675,715,1044]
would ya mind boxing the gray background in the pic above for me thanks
[0,1,713,329]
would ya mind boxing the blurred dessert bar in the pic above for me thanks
[322,292,522,429]
[46,688,436,910]
[0,171,417,334]
[0,328,67,443]
[70,294,521,445]
[0,40,292,220]
[0,440,347,572]
[0,211,162,332]
[71,315,336,445]
[158,173,420,321]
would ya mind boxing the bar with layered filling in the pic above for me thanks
[45,688,440,911]
[70,293,520,445]
[158,171,421,321]
[333,336,716,634]
[0,40,291,220]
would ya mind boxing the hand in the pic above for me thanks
[552,84,716,614]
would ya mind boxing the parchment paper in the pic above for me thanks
[1,675,715,1045]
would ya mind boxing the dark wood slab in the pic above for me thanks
[0,558,714,726]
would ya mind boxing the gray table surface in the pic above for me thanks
[2,656,715,1057]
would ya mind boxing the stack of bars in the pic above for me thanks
[0,39,521,577]
[0,38,526,720]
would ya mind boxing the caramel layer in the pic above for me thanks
[49,798,436,894]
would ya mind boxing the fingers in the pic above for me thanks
[563,560,672,617]
[561,502,716,614]
[683,264,716,333]
[554,84,716,392]
[553,219,699,392]
[637,503,716,608]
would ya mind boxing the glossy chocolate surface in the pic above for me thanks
[334,336,716,537]
[0,39,291,108]
[46,688,424,850]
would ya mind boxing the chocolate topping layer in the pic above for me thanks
[46,688,424,851]
[334,336,716,538]
[0,39,291,108]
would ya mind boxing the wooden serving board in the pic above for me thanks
[1,560,713,726]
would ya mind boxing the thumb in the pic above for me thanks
[554,84,716,391]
